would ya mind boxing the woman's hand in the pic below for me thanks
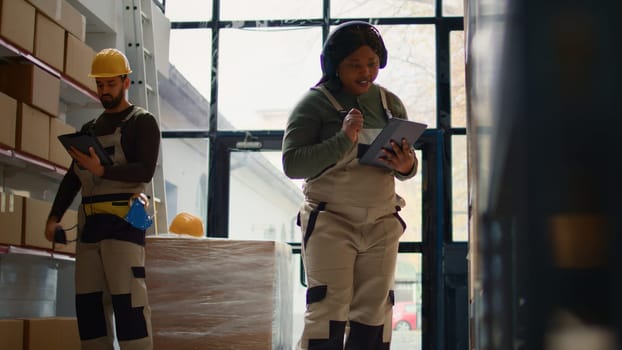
[342,108,364,143]
[381,138,418,175]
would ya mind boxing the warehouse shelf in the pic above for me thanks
[0,36,99,109]
[0,144,67,181]
[0,244,74,260]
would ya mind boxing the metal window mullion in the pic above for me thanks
[207,0,224,237]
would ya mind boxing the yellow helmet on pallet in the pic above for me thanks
[89,48,132,78]
[169,212,204,237]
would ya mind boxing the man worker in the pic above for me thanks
[45,48,160,350]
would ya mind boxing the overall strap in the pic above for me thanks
[378,86,394,119]
[119,105,146,131]
[315,85,394,120]
[84,106,146,134]
[124,105,146,121]
[313,85,345,112]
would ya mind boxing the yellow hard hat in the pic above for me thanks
[169,212,204,237]
[89,48,132,78]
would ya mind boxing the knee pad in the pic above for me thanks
[76,292,107,340]
[111,294,148,341]
[308,320,347,350]
[307,285,327,304]
[345,320,390,350]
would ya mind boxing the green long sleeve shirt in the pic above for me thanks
[283,83,410,179]
[282,82,416,207]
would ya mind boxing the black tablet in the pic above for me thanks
[57,132,113,166]
[359,118,427,168]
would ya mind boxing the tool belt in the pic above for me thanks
[81,193,134,218]
[80,192,147,245]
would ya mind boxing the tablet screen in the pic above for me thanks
[57,132,113,166]
[359,119,427,168]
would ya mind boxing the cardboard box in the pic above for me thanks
[24,317,80,350]
[64,32,96,92]
[49,117,75,167]
[0,90,17,148]
[0,193,24,246]
[23,197,52,249]
[26,0,61,20]
[0,0,36,53]
[0,319,24,350]
[146,237,293,350]
[34,12,65,71]
[25,0,80,38]
[17,102,50,160]
[54,208,77,254]
[58,0,84,42]
[0,62,60,117]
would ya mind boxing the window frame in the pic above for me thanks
[162,1,467,349]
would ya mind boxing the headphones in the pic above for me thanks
[320,21,388,78]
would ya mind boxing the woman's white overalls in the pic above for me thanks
[297,87,407,350]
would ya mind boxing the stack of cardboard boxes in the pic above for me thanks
[0,144,79,254]
[0,0,96,90]
[0,193,78,253]
[0,317,81,350]
[0,0,100,254]
[0,0,98,348]
[0,0,98,169]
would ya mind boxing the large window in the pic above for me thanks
[162,0,213,21]
[451,30,468,241]
[161,138,209,230]
[159,4,463,235]
[218,27,321,130]
[221,0,321,20]
[377,25,437,128]
[158,1,466,348]
[331,0,434,17]
[228,151,302,241]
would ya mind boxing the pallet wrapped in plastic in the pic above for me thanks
[145,236,293,350]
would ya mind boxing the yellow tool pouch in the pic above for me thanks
[82,200,129,218]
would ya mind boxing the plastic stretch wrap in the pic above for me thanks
[145,236,294,350]
[0,253,58,318]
